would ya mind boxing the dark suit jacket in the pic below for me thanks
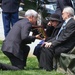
[45,23,62,41]
[1,18,36,60]
[21,0,24,3]
[1,0,21,12]
[48,18,75,55]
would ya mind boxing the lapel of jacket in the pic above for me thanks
[64,18,73,28]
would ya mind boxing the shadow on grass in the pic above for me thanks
[25,67,42,71]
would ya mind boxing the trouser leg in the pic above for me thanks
[1,52,24,70]
[9,56,24,69]
[40,47,54,71]
[0,62,20,70]
[33,44,42,62]
[2,12,10,37]
[2,12,18,37]
[39,47,47,69]
[22,45,30,66]
[11,12,19,26]
[45,48,54,71]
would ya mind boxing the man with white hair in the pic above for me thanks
[55,0,73,21]
[0,9,41,70]
[39,6,75,71]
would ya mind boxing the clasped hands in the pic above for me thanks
[41,42,52,48]
[35,34,52,48]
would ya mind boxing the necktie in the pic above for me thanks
[56,22,66,40]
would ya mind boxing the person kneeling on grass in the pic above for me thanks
[0,9,42,70]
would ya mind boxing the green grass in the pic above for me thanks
[0,41,65,75]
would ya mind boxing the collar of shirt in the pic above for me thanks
[65,17,72,24]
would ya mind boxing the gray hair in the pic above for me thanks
[25,9,38,18]
[63,6,74,16]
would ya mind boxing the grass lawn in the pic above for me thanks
[0,41,65,75]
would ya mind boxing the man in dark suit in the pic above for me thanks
[1,0,24,37]
[0,9,42,70]
[55,0,73,21]
[39,6,75,71]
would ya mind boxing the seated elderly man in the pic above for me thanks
[39,6,75,71]
[33,13,62,63]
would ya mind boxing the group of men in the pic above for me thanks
[0,0,75,72]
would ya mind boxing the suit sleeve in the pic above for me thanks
[21,0,24,3]
[50,22,75,47]
[21,22,36,44]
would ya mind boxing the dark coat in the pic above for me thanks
[46,26,55,37]
[1,0,21,12]
[1,18,36,60]
[33,23,62,57]
[46,23,62,41]
[48,18,75,55]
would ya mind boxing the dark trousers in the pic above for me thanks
[2,12,19,37]
[33,44,42,62]
[33,40,44,62]
[0,45,30,70]
[39,46,70,71]
[39,47,54,71]
[0,53,23,70]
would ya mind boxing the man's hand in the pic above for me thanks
[35,34,43,40]
[20,2,25,5]
[41,42,52,48]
